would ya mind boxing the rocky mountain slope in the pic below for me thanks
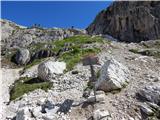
[87,1,160,42]
[1,38,160,120]
[1,9,160,120]
[1,19,86,49]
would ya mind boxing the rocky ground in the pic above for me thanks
[1,1,160,119]
[1,38,160,120]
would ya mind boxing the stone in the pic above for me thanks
[32,106,42,118]
[140,104,154,116]
[1,19,86,49]
[15,48,30,65]
[87,1,160,42]
[16,107,32,120]
[38,60,66,81]
[137,83,160,105]
[93,109,110,120]
[96,58,130,92]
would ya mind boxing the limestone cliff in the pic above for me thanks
[87,1,160,42]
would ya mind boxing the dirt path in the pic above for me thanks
[0,68,22,120]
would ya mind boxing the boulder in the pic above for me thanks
[16,107,32,120]
[15,48,30,65]
[38,60,66,81]
[95,58,130,92]
[137,83,160,105]
[93,109,110,120]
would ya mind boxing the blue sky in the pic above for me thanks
[1,1,112,28]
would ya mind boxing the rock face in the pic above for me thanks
[87,1,160,42]
[95,58,129,92]
[38,60,66,81]
[30,49,55,63]
[15,48,30,65]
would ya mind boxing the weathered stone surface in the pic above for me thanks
[87,1,160,42]
[95,58,129,92]
[140,104,154,116]
[137,83,160,105]
[1,19,86,49]
[16,107,32,120]
[30,49,55,63]
[15,48,30,65]
[38,60,66,81]
[93,109,110,120]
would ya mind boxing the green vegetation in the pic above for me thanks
[138,49,160,58]
[24,58,46,69]
[142,40,160,49]
[129,40,160,58]
[52,35,105,70]
[10,77,52,100]
[129,49,160,58]
[129,49,139,53]
[4,35,107,70]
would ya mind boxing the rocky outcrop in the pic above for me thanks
[1,19,86,49]
[95,58,130,92]
[87,1,160,42]
[137,83,160,105]
[38,60,66,81]
[30,49,55,63]
[137,83,160,119]
[15,48,30,65]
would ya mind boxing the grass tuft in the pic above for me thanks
[10,77,52,100]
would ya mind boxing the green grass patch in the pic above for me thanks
[129,49,139,54]
[138,49,160,58]
[5,35,107,70]
[10,77,52,101]
[24,58,45,69]
[59,48,100,70]
[52,35,104,70]
[52,35,104,52]
[129,48,160,58]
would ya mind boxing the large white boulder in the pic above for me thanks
[96,58,130,92]
[38,60,66,81]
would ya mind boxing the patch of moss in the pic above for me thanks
[10,77,52,101]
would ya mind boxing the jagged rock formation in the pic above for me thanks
[30,49,55,63]
[87,1,160,42]
[1,19,86,49]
